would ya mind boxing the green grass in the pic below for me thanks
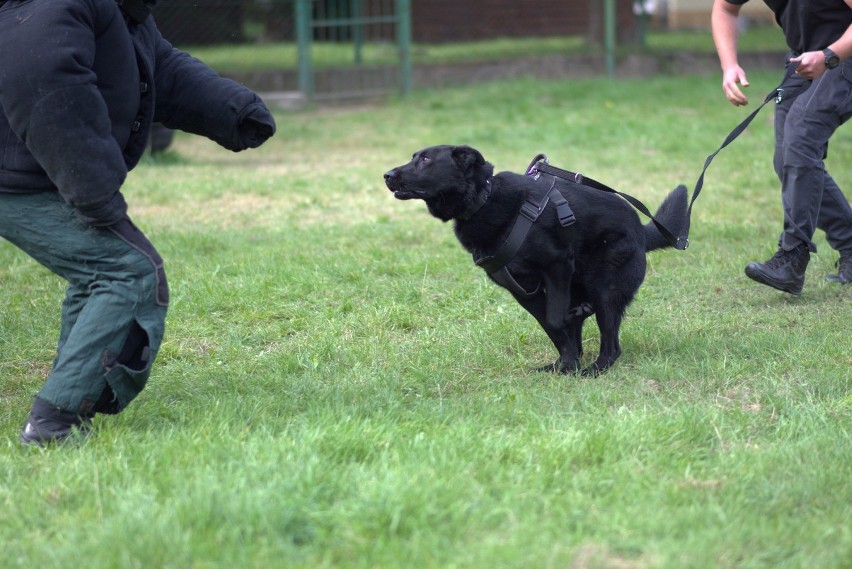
[185,26,786,72]
[644,25,785,53]
[1,72,850,568]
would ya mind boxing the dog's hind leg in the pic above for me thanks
[568,302,593,358]
[565,302,595,360]
[582,303,625,376]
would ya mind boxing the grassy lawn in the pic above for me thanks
[1,71,849,568]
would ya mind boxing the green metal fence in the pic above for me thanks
[295,0,411,99]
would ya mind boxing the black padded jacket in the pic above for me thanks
[0,0,275,225]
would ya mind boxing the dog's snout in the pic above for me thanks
[384,169,402,191]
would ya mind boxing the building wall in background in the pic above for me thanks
[156,0,638,47]
[411,0,637,43]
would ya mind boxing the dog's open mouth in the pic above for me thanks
[391,189,420,200]
[385,180,421,200]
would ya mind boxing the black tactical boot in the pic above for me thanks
[744,244,810,295]
[20,397,93,446]
[825,254,851,284]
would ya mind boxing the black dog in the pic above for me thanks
[384,145,688,375]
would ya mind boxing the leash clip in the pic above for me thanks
[775,88,784,104]
[526,153,548,180]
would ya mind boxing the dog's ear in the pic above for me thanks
[451,145,485,173]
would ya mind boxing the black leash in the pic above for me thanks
[528,65,808,251]
[685,65,807,243]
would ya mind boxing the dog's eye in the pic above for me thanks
[419,155,431,164]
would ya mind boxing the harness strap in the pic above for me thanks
[475,177,556,274]
[473,179,575,298]
[549,180,577,239]
[488,267,542,298]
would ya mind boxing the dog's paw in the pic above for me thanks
[580,365,602,377]
[534,361,561,373]
[580,359,614,377]
[534,359,580,374]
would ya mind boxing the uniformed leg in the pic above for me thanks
[778,64,852,250]
[749,63,852,293]
[0,192,168,442]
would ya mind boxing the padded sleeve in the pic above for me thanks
[151,32,276,152]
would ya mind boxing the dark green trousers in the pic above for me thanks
[0,192,168,415]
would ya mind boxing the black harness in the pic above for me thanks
[471,157,576,297]
[468,67,809,296]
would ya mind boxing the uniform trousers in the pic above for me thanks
[0,191,168,415]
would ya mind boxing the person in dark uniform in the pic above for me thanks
[711,0,852,294]
[0,0,276,444]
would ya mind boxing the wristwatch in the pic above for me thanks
[823,48,840,70]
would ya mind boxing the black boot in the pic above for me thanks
[744,244,810,295]
[825,254,851,284]
[20,397,93,446]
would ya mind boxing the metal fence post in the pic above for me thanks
[395,0,412,95]
[353,0,363,64]
[604,0,616,78]
[296,0,314,98]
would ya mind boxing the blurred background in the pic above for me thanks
[152,0,781,102]
[154,0,775,48]
[147,0,783,150]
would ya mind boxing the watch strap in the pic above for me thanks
[823,48,840,69]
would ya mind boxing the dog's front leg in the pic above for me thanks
[512,291,581,373]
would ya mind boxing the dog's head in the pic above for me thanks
[384,145,493,221]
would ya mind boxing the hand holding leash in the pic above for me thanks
[789,52,829,80]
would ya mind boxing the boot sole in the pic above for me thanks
[745,263,804,295]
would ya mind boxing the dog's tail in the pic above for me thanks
[644,184,689,253]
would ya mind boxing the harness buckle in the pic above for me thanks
[520,200,543,221]
[556,202,576,227]
[775,88,784,104]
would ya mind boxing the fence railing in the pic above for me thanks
[295,0,411,97]
[155,0,412,99]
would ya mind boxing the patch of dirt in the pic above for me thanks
[716,387,762,413]
[570,543,653,569]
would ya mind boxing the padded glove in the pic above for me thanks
[237,104,276,149]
